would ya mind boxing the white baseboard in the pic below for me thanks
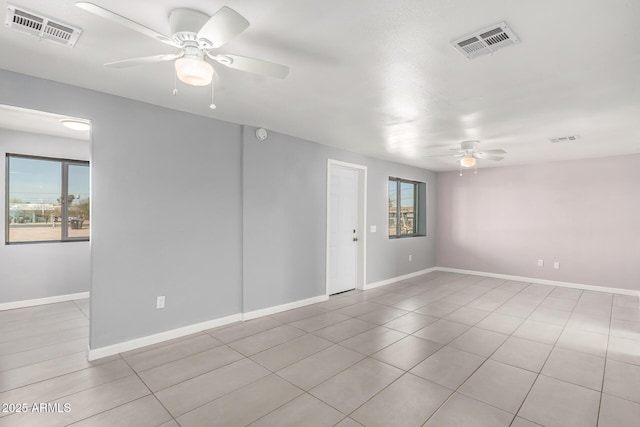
[436,267,640,297]
[87,313,243,361]
[361,266,639,297]
[51,264,640,362]
[88,293,330,361]
[0,291,90,311]
[242,295,329,321]
[364,267,438,290]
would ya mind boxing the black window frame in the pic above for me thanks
[388,176,424,238]
[5,153,90,244]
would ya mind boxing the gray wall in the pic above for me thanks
[1,70,438,350]
[437,155,640,291]
[1,70,243,348]
[242,128,327,311]
[357,151,437,284]
[0,129,90,303]
[89,101,243,347]
[243,126,438,311]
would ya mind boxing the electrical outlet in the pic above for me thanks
[553,262,560,270]
[156,296,165,309]
[370,225,377,233]
[409,254,412,262]
[537,259,544,267]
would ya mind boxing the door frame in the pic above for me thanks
[326,159,367,294]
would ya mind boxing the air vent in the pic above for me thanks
[4,4,82,47]
[550,135,581,143]
[451,21,519,59]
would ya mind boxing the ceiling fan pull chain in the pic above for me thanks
[172,73,178,96]
[209,80,216,110]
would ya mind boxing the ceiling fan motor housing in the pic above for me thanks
[169,8,209,45]
[461,140,479,151]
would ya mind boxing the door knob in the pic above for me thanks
[353,237,358,242]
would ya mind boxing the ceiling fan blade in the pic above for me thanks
[212,69,224,91]
[197,6,250,48]
[480,149,507,155]
[428,153,463,158]
[76,2,177,47]
[105,54,181,68]
[217,54,289,78]
[475,153,504,161]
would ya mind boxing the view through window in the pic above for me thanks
[389,177,425,238]
[6,154,89,243]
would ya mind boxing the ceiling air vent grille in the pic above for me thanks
[451,21,519,59]
[4,4,82,47]
[550,135,581,143]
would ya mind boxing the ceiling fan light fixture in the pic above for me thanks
[174,56,213,86]
[460,156,476,168]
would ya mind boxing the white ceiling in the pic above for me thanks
[0,0,638,171]
[0,104,90,141]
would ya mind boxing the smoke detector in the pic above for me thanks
[4,4,82,47]
[451,21,519,59]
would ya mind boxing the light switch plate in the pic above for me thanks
[370,225,377,232]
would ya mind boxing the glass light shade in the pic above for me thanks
[174,57,213,86]
[460,156,476,168]
[60,119,91,131]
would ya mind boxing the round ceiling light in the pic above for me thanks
[460,156,477,168]
[175,57,213,86]
[60,119,91,131]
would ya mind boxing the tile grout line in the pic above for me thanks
[0,351,119,394]
[63,394,168,427]
[450,283,556,424]
[136,344,250,394]
[595,292,615,426]
[5,273,631,426]
[261,276,456,423]
[155,326,332,423]
[1,356,150,426]
[510,287,600,426]
[71,299,90,320]
[118,354,180,426]
[313,278,529,425]
[420,281,561,426]
[396,278,522,423]
[150,299,409,424]
[415,280,520,425]
[0,336,89,373]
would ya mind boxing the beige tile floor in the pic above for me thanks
[1,272,639,426]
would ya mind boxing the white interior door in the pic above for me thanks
[328,166,359,295]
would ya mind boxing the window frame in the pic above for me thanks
[388,176,424,239]
[5,153,90,244]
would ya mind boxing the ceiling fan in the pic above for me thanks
[75,2,289,99]
[429,140,506,168]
